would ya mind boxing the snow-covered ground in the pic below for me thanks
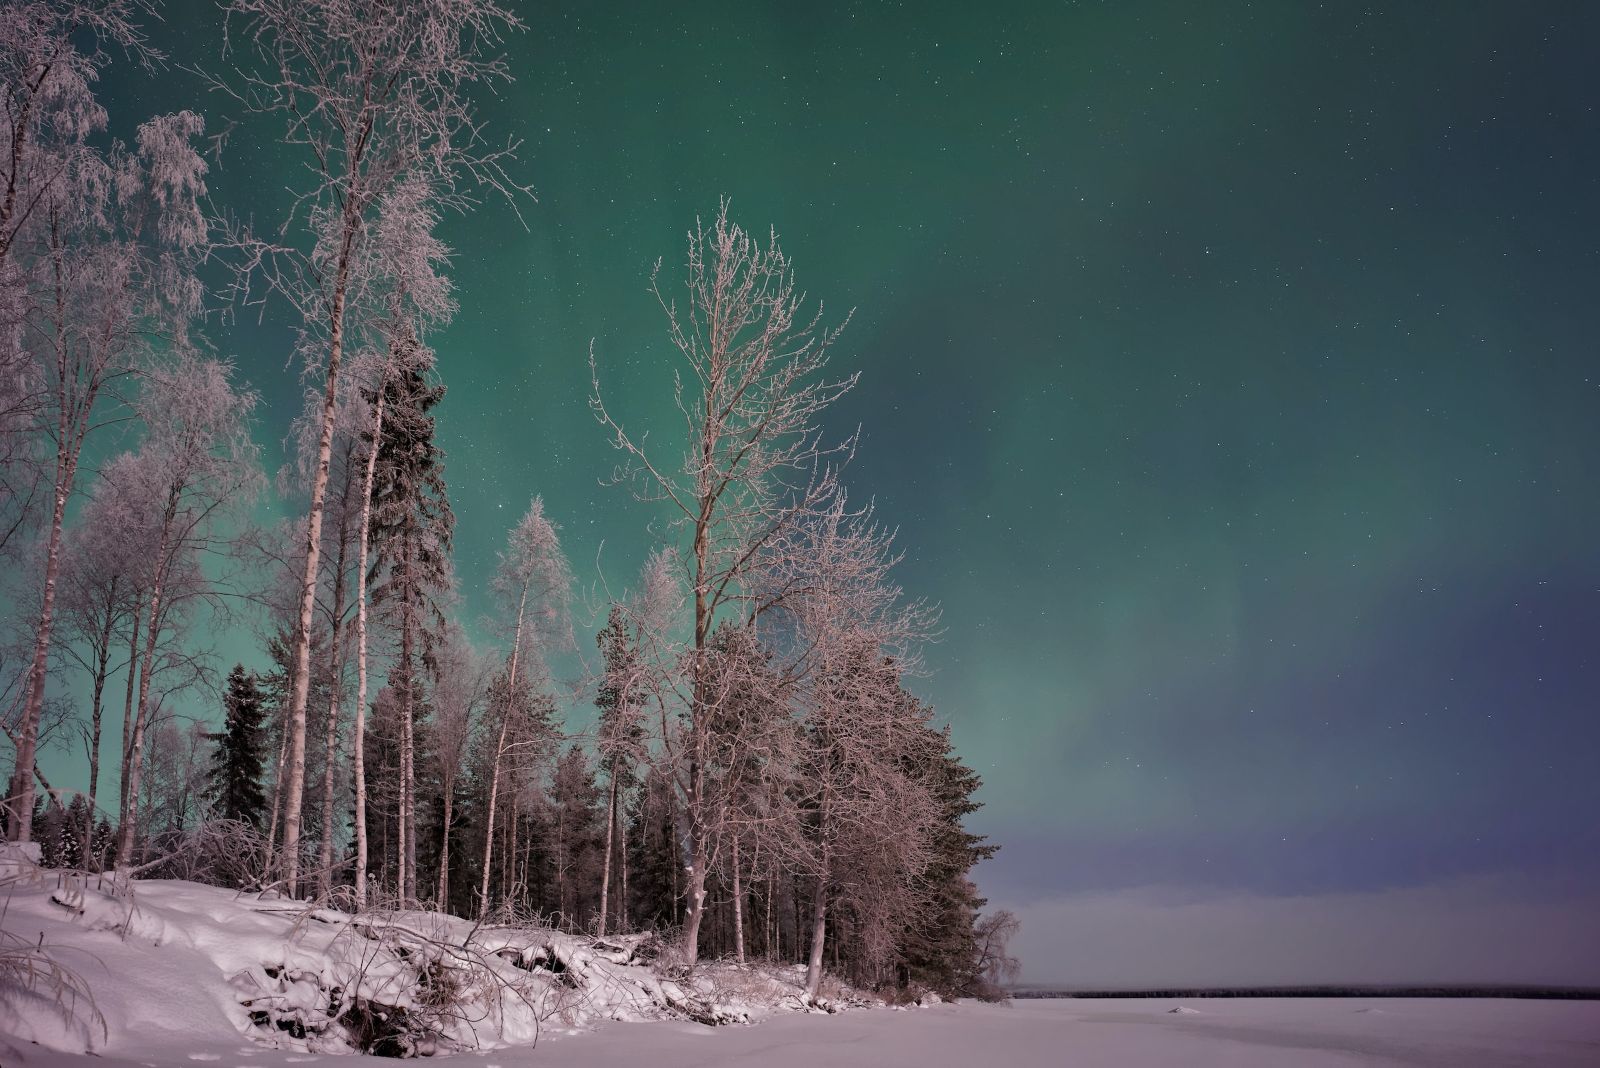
[512,997,1600,1067]
[0,849,856,1064]
[8,996,1600,1067]
[4,848,1597,1067]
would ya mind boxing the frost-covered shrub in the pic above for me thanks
[1,845,107,1052]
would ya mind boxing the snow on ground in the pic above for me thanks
[9,996,1600,1068]
[5,848,1598,1066]
[0,846,852,1064]
[502,997,1600,1067]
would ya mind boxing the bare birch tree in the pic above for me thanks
[279,348,371,896]
[56,472,144,854]
[478,496,571,917]
[345,178,455,906]
[429,620,487,909]
[219,0,526,893]
[0,0,152,268]
[756,494,939,997]
[5,109,208,841]
[114,352,261,866]
[589,201,856,963]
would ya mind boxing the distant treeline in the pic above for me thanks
[1014,986,1600,1001]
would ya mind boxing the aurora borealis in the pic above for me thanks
[56,0,1600,983]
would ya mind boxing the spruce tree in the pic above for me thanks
[897,710,999,997]
[626,764,684,933]
[34,800,64,867]
[548,744,603,928]
[91,819,114,869]
[595,605,644,934]
[207,666,269,827]
[366,342,455,904]
[56,795,89,870]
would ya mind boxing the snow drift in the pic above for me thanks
[0,844,868,1060]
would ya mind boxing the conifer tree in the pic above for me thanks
[594,604,644,936]
[56,795,89,870]
[207,666,269,827]
[548,744,602,929]
[897,711,998,996]
[90,818,114,869]
[626,764,684,933]
[367,350,454,904]
[34,799,64,866]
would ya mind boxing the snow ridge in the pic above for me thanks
[1,848,869,1060]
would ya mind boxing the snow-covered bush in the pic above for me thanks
[0,844,107,1053]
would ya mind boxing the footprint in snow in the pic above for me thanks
[1168,1006,1203,1015]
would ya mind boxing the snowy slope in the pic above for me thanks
[0,845,860,1062]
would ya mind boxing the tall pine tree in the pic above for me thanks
[367,341,455,904]
[627,763,684,933]
[897,707,999,997]
[595,604,645,935]
[207,666,269,827]
[548,744,603,929]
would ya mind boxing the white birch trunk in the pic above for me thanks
[732,836,745,963]
[351,386,385,908]
[598,764,617,938]
[117,492,179,867]
[282,247,355,897]
[478,582,528,917]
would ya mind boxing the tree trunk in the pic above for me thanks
[732,836,745,963]
[505,793,518,911]
[619,806,629,933]
[117,600,142,840]
[598,762,618,937]
[680,829,709,965]
[400,530,419,908]
[282,254,354,898]
[7,455,71,842]
[478,583,528,917]
[352,383,386,908]
[0,87,38,263]
[317,506,352,898]
[804,784,832,995]
[804,868,828,999]
[83,578,117,861]
[264,709,290,874]
[435,784,453,908]
[399,593,415,906]
[764,874,774,961]
[478,715,509,917]
[117,493,178,867]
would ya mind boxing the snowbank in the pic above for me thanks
[0,846,867,1061]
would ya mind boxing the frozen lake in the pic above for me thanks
[526,996,1600,1068]
[15,996,1598,1068]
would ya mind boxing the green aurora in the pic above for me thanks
[33,0,1600,979]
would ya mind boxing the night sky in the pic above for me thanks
[62,1,1600,984]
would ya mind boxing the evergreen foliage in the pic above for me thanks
[627,764,684,933]
[897,712,1000,997]
[206,665,270,827]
